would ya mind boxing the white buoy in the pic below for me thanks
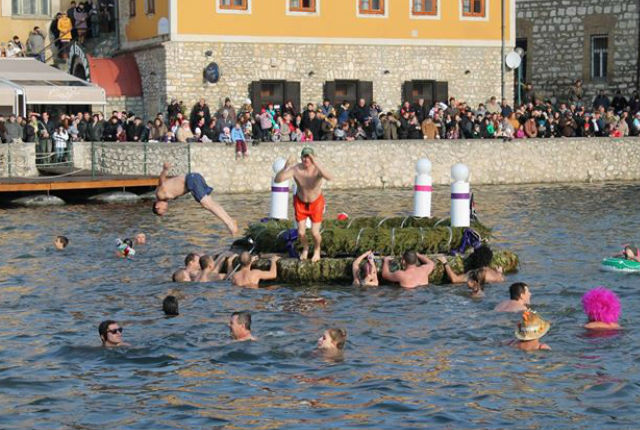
[270,157,289,220]
[450,163,471,227]
[413,158,432,217]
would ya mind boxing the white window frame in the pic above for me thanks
[8,0,52,17]
[459,0,489,22]
[217,0,252,15]
[591,34,608,80]
[356,0,388,19]
[409,0,440,20]
[286,0,320,16]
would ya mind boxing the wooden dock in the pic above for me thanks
[0,171,158,193]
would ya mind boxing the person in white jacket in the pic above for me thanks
[52,126,69,162]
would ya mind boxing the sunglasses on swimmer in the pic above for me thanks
[108,327,123,334]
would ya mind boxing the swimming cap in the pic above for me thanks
[301,147,315,157]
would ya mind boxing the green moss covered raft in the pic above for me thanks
[246,217,492,257]
[232,216,518,285]
[247,251,519,285]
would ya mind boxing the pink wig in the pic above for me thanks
[582,287,621,323]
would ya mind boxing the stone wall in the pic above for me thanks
[517,0,639,102]
[73,138,640,193]
[140,41,510,115]
[134,45,168,121]
[92,96,145,118]
[0,143,38,177]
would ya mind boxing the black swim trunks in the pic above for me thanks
[185,173,213,202]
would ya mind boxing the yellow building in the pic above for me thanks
[15,0,515,118]
[0,0,74,54]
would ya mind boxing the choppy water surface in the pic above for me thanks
[1,184,640,429]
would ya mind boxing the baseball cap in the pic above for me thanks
[301,147,315,157]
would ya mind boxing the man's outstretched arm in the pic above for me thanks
[309,154,333,181]
[158,162,170,186]
[274,155,298,183]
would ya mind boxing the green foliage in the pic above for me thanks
[245,216,492,258]
[249,249,519,286]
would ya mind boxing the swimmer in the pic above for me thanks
[495,282,531,312]
[317,328,347,357]
[512,310,550,351]
[382,250,434,289]
[582,287,622,330]
[172,268,191,283]
[196,252,232,282]
[183,252,201,281]
[229,311,255,341]
[619,245,640,262]
[468,271,485,298]
[437,247,505,288]
[230,252,280,288]
[98,320,130,348]
[163,295,179,316]
[135,233,146,245]
[274,147,333,262]
[115,238,135,258]
[54,235,69,250]
[152,162,238,235]
[352,250,379,287]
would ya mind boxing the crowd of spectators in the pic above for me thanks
[1,1,115,60]
[2,83,640,163]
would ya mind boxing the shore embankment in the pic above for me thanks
[68,138,640,193]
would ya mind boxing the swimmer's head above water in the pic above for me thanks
[230,311,253,341]
[98,319,124,347]
[152,200,169,216]
[317,328,347,353]
[54,235,69,250]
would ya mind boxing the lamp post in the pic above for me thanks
[515,47,526,107]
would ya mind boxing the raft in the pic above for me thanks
[245,217,492,257]
[231,216,518,285]
[600,257,640,273]
[244,250,519,285]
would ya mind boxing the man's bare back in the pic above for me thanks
[230,253,280,288]
[382,252,435,289]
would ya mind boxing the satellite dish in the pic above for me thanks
[505,51,522,69]
[203,62,220,83]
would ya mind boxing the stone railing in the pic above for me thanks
[0,143,38,177]
[71,138,640,193]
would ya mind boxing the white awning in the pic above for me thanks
[0,58,106,105]
[0,82,15,107]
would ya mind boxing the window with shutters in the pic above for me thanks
[289,0,316,13]
[145,0,155,14]
[461,0,486,18]
[359,0,384,15]
[591,35,608,80]
[412,0,437,16]
[220,0,247,10]
[12,0,50,16]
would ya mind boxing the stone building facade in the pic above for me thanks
[516,0,639,103]
[133,42,507,120]
[117,0,515,119]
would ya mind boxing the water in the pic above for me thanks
[1,184,640,429]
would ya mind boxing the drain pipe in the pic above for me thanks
[637,0,640,90]
[501,0,506,100]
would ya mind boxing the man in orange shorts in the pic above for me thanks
[275,147,333,262]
